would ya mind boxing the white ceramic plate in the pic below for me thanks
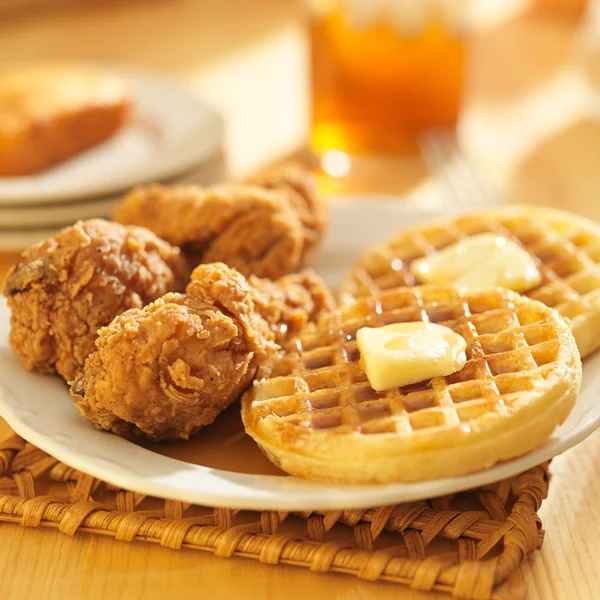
[0,153,227,236]
[0,66,223,206]
[1,201,599,510]
[0,196,120,230]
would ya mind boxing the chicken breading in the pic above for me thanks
[70,265,277,440]
[70,263,334,441]
[113,183,305,279]
[3,219,189,381]
[247,270,335,344]
[187,263,335,345]
[247,163,328,260]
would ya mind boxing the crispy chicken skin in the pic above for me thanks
[113,183,305,279]
[70,265,277,441]
[247,270,335,344]
[3,219,189,382]
[247,164,328,260]
[70,263,333,441]
[186,263,335,345]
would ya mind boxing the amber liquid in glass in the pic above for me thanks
[311,7,466,156]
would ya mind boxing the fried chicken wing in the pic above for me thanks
[70,266,277,441]
[249,270,334,344]
[187,263,334,345]
[70,263,333,441]
[113,183,305,279]
[3,219,189,381]
[247,164,328,260]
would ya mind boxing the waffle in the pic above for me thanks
[242,286,581,483]
[339,206,600,358]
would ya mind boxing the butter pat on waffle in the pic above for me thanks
[339,206,600,358]
[242,286,581,483]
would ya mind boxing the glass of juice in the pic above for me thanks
[310,0,468,175]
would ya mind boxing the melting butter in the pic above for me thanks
[356,322,467,392]
[410,233,542,293]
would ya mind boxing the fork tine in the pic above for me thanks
[434,131,477,210]
[443,130,502,207]
[434,130,473,208]
[435,129,489,209]
[419,129,468,210]
[445,133,487,208]
[420,128,502,210]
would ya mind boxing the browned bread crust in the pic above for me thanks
[0,64,130,176]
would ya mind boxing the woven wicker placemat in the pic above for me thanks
[0,431,548,600]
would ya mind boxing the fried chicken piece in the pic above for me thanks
[247,164,328,260]
[70,263,333,441]
[70,266,277,441]
[247,270,335,344]
[113,183,305,279]
[186,263,334,345]
[3,219,189,382]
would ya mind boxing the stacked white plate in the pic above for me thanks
[0,67,225,251]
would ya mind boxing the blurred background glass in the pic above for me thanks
[310,0,467,161]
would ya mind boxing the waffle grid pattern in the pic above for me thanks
[341,212,600,335]
[251,287,560,437]
[0,432,548,599]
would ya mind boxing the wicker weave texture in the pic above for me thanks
[0,433,548,599]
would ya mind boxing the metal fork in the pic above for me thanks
[419,129,502,210]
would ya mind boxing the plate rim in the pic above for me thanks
[1,374,598,511]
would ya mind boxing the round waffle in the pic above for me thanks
[339,206,600,358]
[242,286,581,483]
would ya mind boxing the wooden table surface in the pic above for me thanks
[2,1,600,599]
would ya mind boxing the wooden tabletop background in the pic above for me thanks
[1,1,600,599]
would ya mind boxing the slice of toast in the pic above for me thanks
[0,64,131,176]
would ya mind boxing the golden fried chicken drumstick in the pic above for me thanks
[3,219,189,381]
[247,163,328,260]
[113,183,305,280]
[70,265,276,441]
[70,263,334,441]
[113,167,328,279]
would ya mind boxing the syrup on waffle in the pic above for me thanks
[242,286,581,483]
[340,206,600,358]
